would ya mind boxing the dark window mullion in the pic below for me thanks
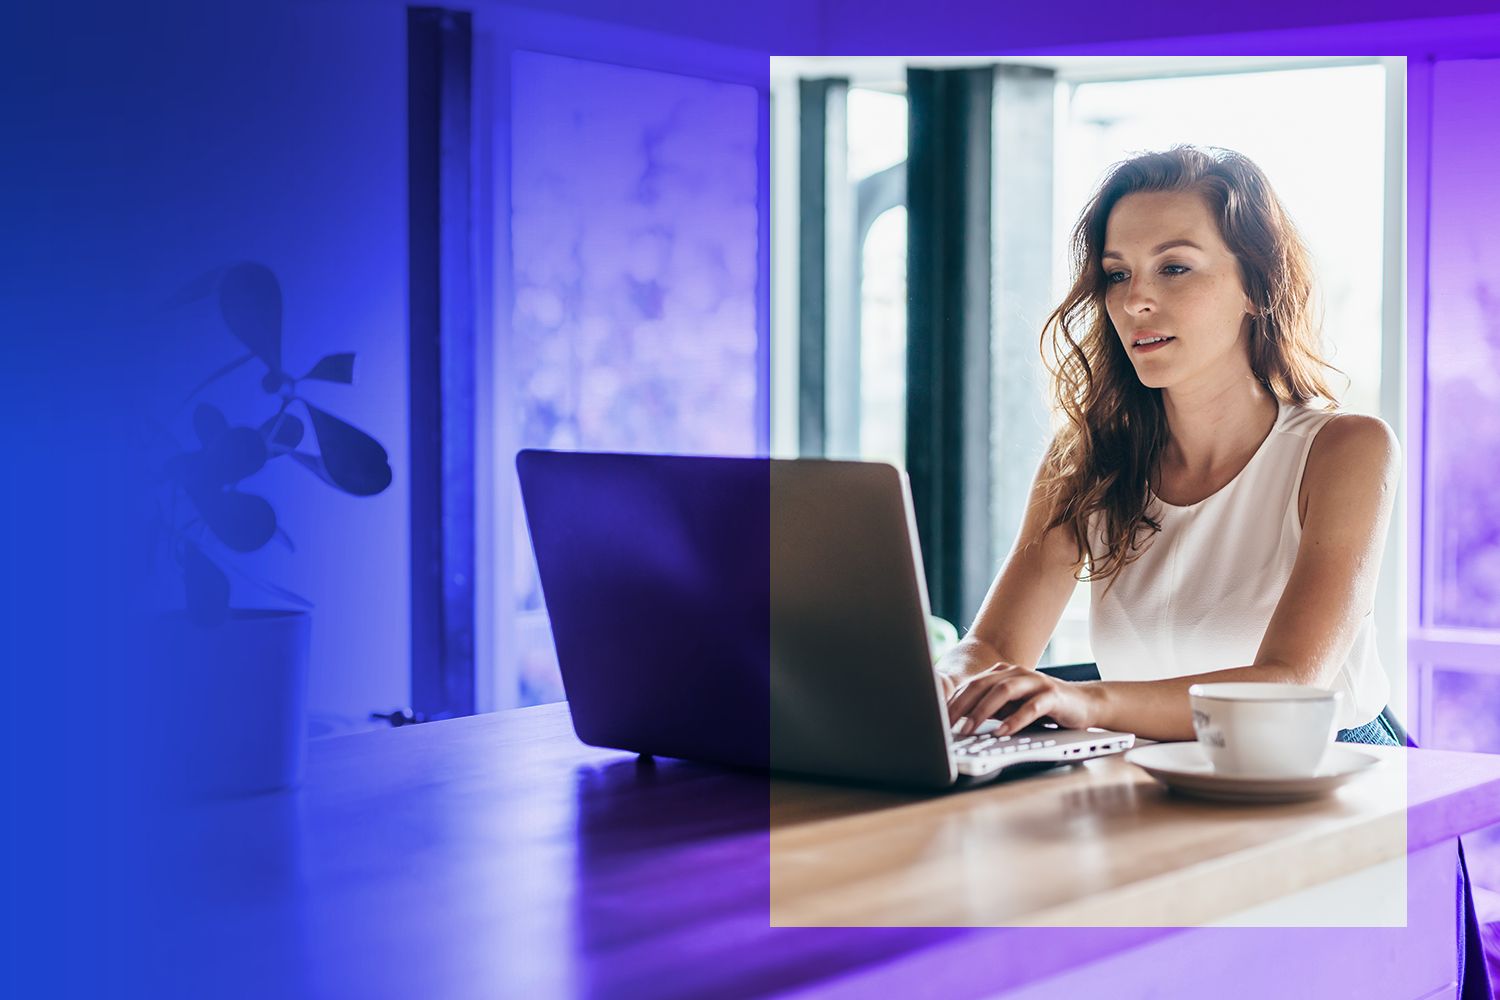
[906,67,993,628]
[409,7,476,718]
[797,78,849,458]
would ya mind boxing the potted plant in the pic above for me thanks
[148,262,392,797]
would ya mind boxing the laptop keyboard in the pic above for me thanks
[952,733,1059,757]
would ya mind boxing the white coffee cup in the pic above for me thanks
[1187,683,1341,779]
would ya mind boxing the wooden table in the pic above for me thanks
[772,742,1422,926]
[148,703,1500,999]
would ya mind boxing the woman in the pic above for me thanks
[938,145,1401,746]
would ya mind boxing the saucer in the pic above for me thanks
[1124,742,1383,803]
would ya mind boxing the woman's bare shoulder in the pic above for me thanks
[1310,411,1398,461]
[1303,411,1400,499]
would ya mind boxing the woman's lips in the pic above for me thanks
[1132,336,1175,354]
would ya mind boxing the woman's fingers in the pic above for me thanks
[987,690,1054,735]
[937,672,959,699]
[947,666,1035,733]
[963,674,1046,735]
[948,670,1097,735]
[945,669,1008,724]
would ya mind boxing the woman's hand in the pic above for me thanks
[945,665,1103,736]
[934,638,1005,700]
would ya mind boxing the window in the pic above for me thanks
[1423,58,1500,635]
[1413,57,1500,773]
[482,19,767,709]
[1407,48,1500,932]
[848,87,909,467]
[859,205,907,467]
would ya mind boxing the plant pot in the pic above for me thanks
[150,609,311,798]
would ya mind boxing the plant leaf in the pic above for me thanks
[219,262,283,372]
[304,403,392,496]
[288,450,340,490]
[196,489,277,553]
[288,450,388,499]
[182,540,230,626]
[216,556,314,609]
[300,352,355,384]
[259,412,304,452]
[157,266,228,313]
[178,352,256,411]
[192,403,228,448]
[199,426,267,484]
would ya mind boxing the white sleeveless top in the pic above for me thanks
[1088,401,1388,731]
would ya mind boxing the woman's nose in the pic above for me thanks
[1123,276,1156,314]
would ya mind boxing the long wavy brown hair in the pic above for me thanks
[1039,145,1341,582]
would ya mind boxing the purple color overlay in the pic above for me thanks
[1426,57,1500,630]
[104,703,1500,998]
[506,50,762,702]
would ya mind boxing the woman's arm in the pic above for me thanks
[947,414,1400,740]
[934,449,1084,696]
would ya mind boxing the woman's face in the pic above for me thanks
[1101,190,1256,392]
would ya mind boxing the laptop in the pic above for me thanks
[516,449,1134,790]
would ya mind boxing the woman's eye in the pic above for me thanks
[1105,270,1127,284]
[1162,264,1190,276]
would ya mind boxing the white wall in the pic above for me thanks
[127,0,413,722]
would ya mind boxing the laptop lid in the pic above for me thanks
[517,450,956,789]
[516,449,770,770]
[769,460,955,788]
